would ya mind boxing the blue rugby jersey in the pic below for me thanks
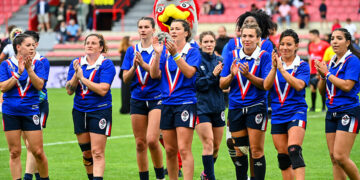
[121,43,162,100]
[270,56,310,124]
[222,37,273,58]
[0,56,45,116]
[159,43,201,105]
[34,52,50,102]
[325,51,360,112]
[67,55,116,112]
[220,46,271,109]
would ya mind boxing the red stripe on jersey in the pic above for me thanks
[327,56,351,104]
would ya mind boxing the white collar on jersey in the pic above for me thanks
[329,50,352,68]
[137,42,154,54]
[281,55,301,70]
[10,55,36,67]
[180,43,192,55]
[33,52,41,61]
[239,46,261,60]
[80,54,105,70]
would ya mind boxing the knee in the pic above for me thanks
[31,148,45,160]
[288,145,305,169]
[91,149,104,160]
[147,137,159,150]
[9,149,21,159]
[165,146,178,158]
[329,153,338,165]
[178,146,192,158]
[203,137,214,153]
[333,152,347,166]
[83,150,92,158]
[135,138,147,152]
[277,153,291,170]
[250,146,264,159]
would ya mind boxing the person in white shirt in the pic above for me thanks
[344,18,357,41]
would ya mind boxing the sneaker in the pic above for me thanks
[164,168,168,175]
[309,107,315,112]
[178,170,183,178]
[322,107,326,112]
[200,171,207,180]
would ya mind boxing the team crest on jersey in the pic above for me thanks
[157,100,162,105]
[33,115,40,125]
[255,114,263,124]
[181,110,189,122]
[99,118,107,129]
[221,111,225,121]
[342,115,350,126]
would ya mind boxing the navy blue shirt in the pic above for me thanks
[121,43,162,100]
[326,51,360,112]
[220,47,271,109]
[196,51,225,115]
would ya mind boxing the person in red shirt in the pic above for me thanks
[308,29,330,112]
[331,19,342,32]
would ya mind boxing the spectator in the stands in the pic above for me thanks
[319,0,327,29]
[344,18,357,41]
[76,0,89,32]
[37,0,51,32]
[66,19,81,42]
[214,26,231,55]
[292,0,304,8]
[298,4,309,29]
[251,3,259,12]
[277,0,291,29]
[0,27,23,61]
[56,2,66,28]
[66,4,77,24]
[210,0,225,15]
[57,21,67,44]
[331,19,341,32]
[201,0,212,15]
[265,0,278,17]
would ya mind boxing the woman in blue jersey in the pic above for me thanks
[264,29,310,180]
[196,31,225,180]
[150,19,201,180]
[22,30,51,180]
[121,17,164,180]
[0,33,49,180]
[66,33,116,180]
[220,24,271,180]
[316,28,360,180]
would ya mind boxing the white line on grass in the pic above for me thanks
[0,134,133,152]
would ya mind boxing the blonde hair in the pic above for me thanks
[118,36,131,53]
[10,28,24,42]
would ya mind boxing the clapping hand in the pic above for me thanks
[213,61,223,76]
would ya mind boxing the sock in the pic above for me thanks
[311,92,316,109]
[40,177,49,180]
[234,155,248,180]
[24,173,33,180]
[154,167,165,179]
[35,173,40,180]
[253,156,266,180]
[93,177,103,180]
[87,173,94,180]
[322,95,326,109]
[139,171,149,180]
[202,155,215,180]
[213,157,218,164]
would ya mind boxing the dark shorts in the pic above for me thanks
[72,108,112,136]
[130,98,162,115]
[228,103,268,132]
[326,106,360,134]
[39,100,49,128]
[2,113,41,131]
[271,120,307,134]
[309,74,319,88]
[196,111,226,127]
[160,104,197,130]
[320,14,326,19]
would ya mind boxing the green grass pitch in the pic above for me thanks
[0,88,359,179]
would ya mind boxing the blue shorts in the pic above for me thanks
[271,111,307,134]
[72,108,112,136]
[160,104,197,130]
[196,111,226,127]
[130,98,162,115]
[39,100,49,128]
[326,106,360,134]
[228,103,268,132]
[2,113,41,131]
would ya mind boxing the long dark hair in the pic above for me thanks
[236,10,272,39]
[171,19,192,42]
[13,34,33,55]
[279,29,299,53]
[332,28,360,59]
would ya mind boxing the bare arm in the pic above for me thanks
[0,77,18,92]
[79,78,111,97]
[66,74,78,95]
[27,68,44,91]
[122,67,137,84]
[175,58,197,78]
[220,60,237,89]
[264,68,276,90]
[278,68,306,91]
[149,37,163,79]
[318,78,326,96]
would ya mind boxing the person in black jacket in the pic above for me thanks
[196,31,225,180]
